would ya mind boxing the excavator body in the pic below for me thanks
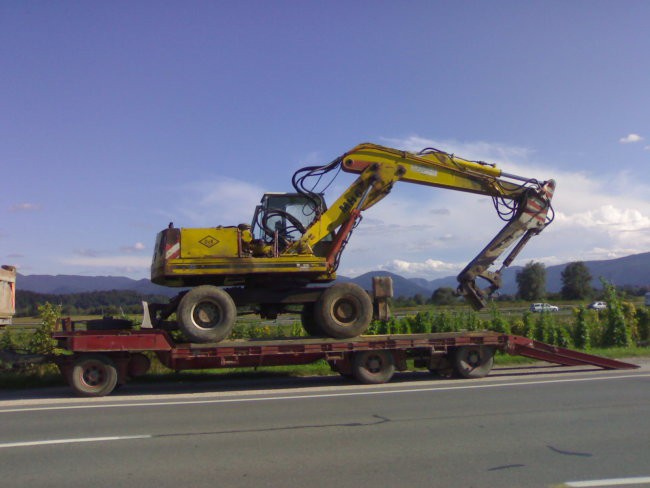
[148,142,556,343]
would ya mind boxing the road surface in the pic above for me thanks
[1,363,649,488]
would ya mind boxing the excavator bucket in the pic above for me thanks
[457,180,556,309]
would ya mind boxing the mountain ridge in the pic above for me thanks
[15,252,650,298]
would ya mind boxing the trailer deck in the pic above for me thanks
[49,327,639,397]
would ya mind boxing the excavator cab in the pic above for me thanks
[251,193,325,245]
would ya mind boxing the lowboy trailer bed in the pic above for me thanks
[49,327,638,397]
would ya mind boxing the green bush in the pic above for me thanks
[637,308,650,343]
[27,303,62,355]
[602,280,631,347]
[573,307,591,350]
[488,306,510,334]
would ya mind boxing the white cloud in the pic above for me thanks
[10,203,41,212]
[619,133,643,144]
[380,258,462,276]
[121,242,146,253]
[558,204,650,232]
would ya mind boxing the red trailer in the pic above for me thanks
[51,323,638,397]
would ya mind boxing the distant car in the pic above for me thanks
[530,303,559,313]
[588,301,607,311]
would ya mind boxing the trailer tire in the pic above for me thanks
[177,286,236,343]
[452,346,495,379]
[315,283,373,339]
[71,354,118,397]
[300,303,323,336]
[352,350,395,384]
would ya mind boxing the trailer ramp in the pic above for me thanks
[505,335,639,370]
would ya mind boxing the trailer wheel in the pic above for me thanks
[71,354,118,397]
[177,286,236,343]
[315,283,373,339]
[452,346,495,379]
[352,350,395,384]
[300,303,323,336]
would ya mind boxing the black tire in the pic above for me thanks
[71,354,118,397]
[300,303,323,336]
[452,346,495,379]
[352,350,395,384]
[177,286,236,343]
[314,283,373,339]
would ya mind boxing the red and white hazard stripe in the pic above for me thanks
[165,242,180,260]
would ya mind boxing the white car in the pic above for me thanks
[530,303,559,313]
[588,301,607,311]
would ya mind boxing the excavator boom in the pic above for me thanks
[290,143,555,308]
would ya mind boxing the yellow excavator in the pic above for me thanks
[150,143,555,342]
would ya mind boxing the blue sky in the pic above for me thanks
[2,1,649,280]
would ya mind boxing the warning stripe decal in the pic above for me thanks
[165,242,181,260]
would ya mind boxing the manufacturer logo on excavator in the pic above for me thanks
[199,236,220,248]
[339,186,364,213]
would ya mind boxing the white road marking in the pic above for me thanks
[0,435,152,449]
[564,476,650,487]
[1,372,648,414]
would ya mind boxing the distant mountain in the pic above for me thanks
[346,271,432,298]
[15,252,650,298]
[396,252,650,295]
[17,274,178,297]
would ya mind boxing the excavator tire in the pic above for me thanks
[352,350,395,384]
[300,303,323,336]
[177,285,236,343]
[452,346,495,379]
[314,283,373,339]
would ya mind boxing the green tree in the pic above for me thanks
[430,287,457,306]
[413,294,426,306]
[516,261,547,301]
[560,261,593,300]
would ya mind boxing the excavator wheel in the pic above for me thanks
[177,285,236,343]
[300,303,323,336]
[314,283,373,339]
[452,346,495,379]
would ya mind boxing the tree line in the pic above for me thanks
[15,290,169,317]
[515,260,650,302]
[391,261,650,307]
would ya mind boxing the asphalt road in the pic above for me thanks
[1,365,650,488]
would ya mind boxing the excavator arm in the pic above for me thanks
[288,143,555,309]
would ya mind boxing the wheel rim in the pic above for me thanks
[191,300,223,330]
[466,350,481,368]
[365,354,383,373]
[332,297,358,325]
[82,362,107,387]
